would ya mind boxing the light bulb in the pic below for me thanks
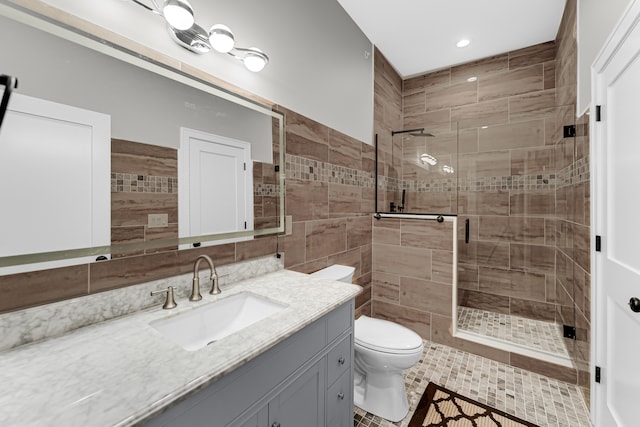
[163,0,194,31]
[243,48,268,72]
[456,39,470,48]
[209,24,235,53]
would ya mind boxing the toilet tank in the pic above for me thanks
[310,264,355,283]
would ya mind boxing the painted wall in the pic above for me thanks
[577,0,632,113]
[33,0,374,144]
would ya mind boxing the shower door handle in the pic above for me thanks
[465,218,470,244]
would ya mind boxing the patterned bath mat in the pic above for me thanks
[408,382,539,427]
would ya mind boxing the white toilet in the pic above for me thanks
[310,264,424,422]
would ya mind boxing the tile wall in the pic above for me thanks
[281,107,374,314]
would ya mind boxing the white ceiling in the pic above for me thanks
[337,0,567,78]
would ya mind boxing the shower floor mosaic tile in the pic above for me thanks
[456,306,570,358]
[353,340,592,427]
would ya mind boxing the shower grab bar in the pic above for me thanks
[373,213,452,223]
[0,74,18,131]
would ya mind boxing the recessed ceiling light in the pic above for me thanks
[456,39,470,48]
[467,76,477,82]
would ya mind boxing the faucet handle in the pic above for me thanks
[209,273,229,295]
[151,286,177,309]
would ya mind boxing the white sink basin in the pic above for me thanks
[150,292,287,351]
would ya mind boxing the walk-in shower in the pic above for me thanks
[375,106,585,370]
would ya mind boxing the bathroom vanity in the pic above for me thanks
[0,268,360,427]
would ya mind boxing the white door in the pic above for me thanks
[179,128,253,247]
[592,1,640,425]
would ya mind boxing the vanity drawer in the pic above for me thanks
[327,334,351,386]
[327,300,352,343]
[326,370,352,426]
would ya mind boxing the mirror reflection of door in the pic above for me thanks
[179,128,253,248]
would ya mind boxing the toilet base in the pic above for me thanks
[353,369,409,422]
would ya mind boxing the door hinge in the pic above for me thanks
[595,366,601,383]
[596,105,602,122]
[563,325,576,339]
[596,235,602,252]
[563,125,576,138]
[243,162,246,171]
[244,221,247,230]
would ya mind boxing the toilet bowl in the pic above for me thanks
[309,265,423,422]
[353,315,423,422]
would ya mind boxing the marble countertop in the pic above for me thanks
[0,270,361,427]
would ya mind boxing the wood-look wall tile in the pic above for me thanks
[458,263,479,290]
[361,244,372,275]
[372,244,431,280]
[409,192,454,214]
[111,139,177,176]
[372,271,400,302]
[458,128,479,153]
[328,129,362,168]
[404,69,451,93]
[510,190,555,216]
[176,243,236,274]
[478,120,544,152]
[284,109,329,162]
[510,146,555,175]
[451,99,509,130]
[400,276,451,316]
[111,226,145,258]
[478,216,546,244]
[403,109,452,134]
[356,301,372,318]
[458,289,509,314]
[450,54,509,83]
[285,179,328,221]
[431,314,511,364]
[145,224,179,254]
[425,80,478,112]
[373,299,431,339]
[403,92,426,116]
[432,250,454,285]
[0,265,88,313]
[400,219,454,251]
[288,257,328,275]
[510,244,555,274]
[283,222,306,268]
[510,298,556,322]
[479,65,544,102]
[305,219,347,261]
[544,61,556,89]
[509,353,577,384]
[509,41,556,70]
[355,281,371,308]
[361,143,376,174]
[111,193,178,227]
[509,89,556,122]
[329,184,362,216]
[457,191,510,216]
[478,266,546,301]
[459,151,510,177]
[476,241,510,269]
[574,223,590,274]
[90,251,178,293]
[346,216,372,249]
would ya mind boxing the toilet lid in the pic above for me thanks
[354,316,423,354]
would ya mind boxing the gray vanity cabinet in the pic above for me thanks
[144,300,354,427]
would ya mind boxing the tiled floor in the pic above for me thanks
[353,340,592,427]
[457,306,570,358]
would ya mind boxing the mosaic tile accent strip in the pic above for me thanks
[456,306,570,358]
[457,174,557,191]
[557,156,590,189]
[285,154,374,187]
[111,173,177,194]
[353,340,592,427]
[254,183,280,196]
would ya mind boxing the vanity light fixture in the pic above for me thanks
[128,0,269,72]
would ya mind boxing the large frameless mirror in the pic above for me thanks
[0,3,284,274]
